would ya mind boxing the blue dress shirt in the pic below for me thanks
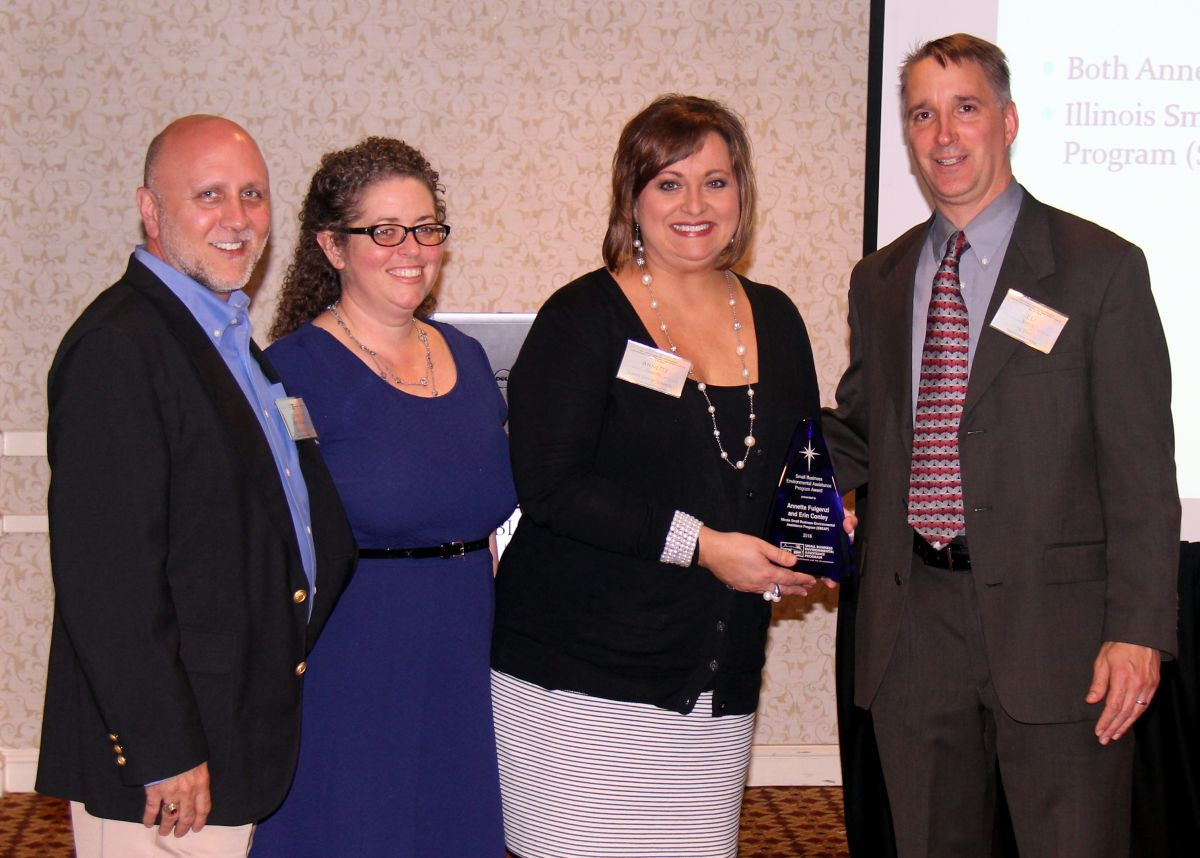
[134,246,318,605]
[911,180,1024,414]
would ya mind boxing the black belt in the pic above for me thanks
[912,532,971,571]
[359,538,489,560]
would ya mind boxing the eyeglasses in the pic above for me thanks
[332,222,451,247]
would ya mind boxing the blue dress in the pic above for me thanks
[251,319,516,857]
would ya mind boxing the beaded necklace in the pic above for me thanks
[328,302,438,396]
[633,238,756,470]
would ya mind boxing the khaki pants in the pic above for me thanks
[71,802,254,858]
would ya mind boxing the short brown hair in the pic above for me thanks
[602,95,756,272]
[901,33,1012,108]
[270,137,445,340]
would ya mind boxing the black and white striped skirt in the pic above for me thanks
[491,670,755,857]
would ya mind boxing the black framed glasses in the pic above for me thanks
[332,222,451,247]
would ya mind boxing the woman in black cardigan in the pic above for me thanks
[491,94,831,858]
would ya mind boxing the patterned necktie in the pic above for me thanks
[908,230,970,548]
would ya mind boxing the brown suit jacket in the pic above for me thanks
[825,190,1179,724]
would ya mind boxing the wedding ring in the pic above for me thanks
[165,802,179,815]
[762,583,782,602]
[1135,699,1148,706]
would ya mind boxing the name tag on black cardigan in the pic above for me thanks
[616,340,691,397]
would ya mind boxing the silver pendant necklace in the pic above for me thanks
[327,302,438,396]
[633,239,756,470]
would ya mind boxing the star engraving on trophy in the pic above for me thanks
[801,442,820,471]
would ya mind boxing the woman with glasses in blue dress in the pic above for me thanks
[251,137,515,858]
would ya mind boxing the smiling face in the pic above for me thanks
[904,56,1019,227]
[634,131,740,276]
[317,176,444,320]
[137,117,271,297]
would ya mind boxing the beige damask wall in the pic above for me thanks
[1,0,867,774]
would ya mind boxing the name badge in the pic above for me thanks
[616,340,692,398]
[276,397,318,441]
[989,289,1069,354]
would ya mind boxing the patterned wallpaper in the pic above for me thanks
[0,0,867,752]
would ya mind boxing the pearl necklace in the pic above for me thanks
[328,302,438,396]
[634,239,756,470]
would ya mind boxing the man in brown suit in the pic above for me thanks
[825,33,1179,857]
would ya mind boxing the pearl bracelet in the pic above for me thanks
[660,510,703,567]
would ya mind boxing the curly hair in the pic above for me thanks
[602,94,756,273]
[270,137,446,340]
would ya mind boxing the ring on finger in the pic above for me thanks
[1135,699,1148,706]
[165,802,179,816]
[762,583,782,602]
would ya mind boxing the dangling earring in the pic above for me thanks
[633,222,651,286]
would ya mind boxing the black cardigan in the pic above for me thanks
[492,268,822,715]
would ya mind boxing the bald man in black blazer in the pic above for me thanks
[825,35,1178,858]
[36,116,356,857]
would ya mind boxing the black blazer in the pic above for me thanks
[35,256,357,825]
[825,191,1180,723]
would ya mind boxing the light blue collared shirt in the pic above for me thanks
[911,180,1024,413]
[134,246,318,606]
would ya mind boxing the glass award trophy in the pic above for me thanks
[765,418,853,582]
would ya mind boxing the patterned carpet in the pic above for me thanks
[0,792,73,856]
[0,786,848,856]
[739,786,849,857]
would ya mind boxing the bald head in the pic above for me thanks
[143,115,264,189]
[137,115,271,297]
